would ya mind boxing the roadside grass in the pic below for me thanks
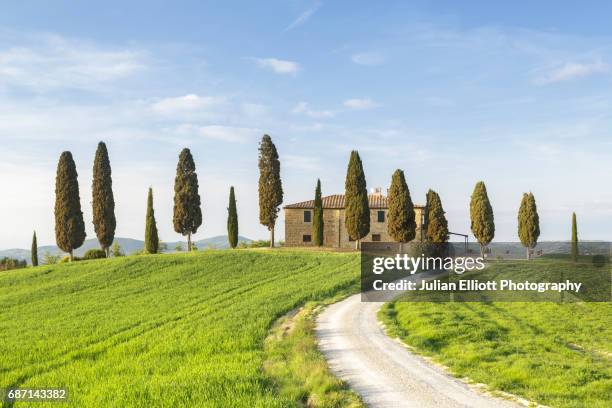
[0,250,360,407]
[380,258,612,408]
[263,297,364,408]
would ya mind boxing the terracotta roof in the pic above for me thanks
[284,194,424,209]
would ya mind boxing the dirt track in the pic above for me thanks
[316,273,520,407]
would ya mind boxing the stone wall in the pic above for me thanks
[284,207,424,248]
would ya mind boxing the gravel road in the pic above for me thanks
[316,273,521,408]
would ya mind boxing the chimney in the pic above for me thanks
[371,187,383,196]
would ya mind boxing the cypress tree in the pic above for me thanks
[518,192,540,259]
[227,186,238,249]
[313,179,324,246]
[31,231,38,267]
[344,151,370,249]
[470,181,495,257]
[92,141,116,257]
[54,151,86,261]
[258,135,283,248]
[173,148,202,251]
[571,212,578,262]
[425,189,449,244]
[387,169,416,249]
[145,187,159,254]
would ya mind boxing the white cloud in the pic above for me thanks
[343,98,379,110]
[292,101,335,118]
[351,52,385,66]
[151,94,223,115]
[284,2,321,32]
[536,60,609,84]
[254,57,299,75]
[175,124,260,143]
[0,34,146,91]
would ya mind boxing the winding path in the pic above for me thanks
[315,272,521,408]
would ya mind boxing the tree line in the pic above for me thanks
[309,150,579,261]
[28,135,283,264]
[23,135,580,267]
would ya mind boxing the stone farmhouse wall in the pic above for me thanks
[284,207,424,248]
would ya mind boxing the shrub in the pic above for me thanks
[111,241,125,257]
[43,252,61,265]
[60,255,82,263]
[0,257,27,271]
[249,240,271,248]
[83,249,107,260]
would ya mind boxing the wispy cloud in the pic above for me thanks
[292,101,335,118]
[284,2,321,32]
[175,124,260,143]
[152,94,224,115]
[0,33,146,91]
[535,60,609,84]
[343,98,379,110]
[254,57,299,75]
[351,52,385,66]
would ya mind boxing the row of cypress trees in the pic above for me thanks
[465,182,578,260]
[344,151,449,249]
[50,143,207,260]
[308,150,449,249]
[35,135,580,262]
[47,135,285,260]
[309,150,577,261]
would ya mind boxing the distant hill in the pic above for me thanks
[0,235,253,264]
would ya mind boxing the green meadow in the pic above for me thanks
[381,258,612,408]
[2,251,610,408]
[0,250,361,407]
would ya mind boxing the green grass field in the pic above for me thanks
[380,258,612,408]
[0,250,360,407]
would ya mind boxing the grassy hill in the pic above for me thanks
[0,250,359,407]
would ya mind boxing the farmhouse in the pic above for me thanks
[283,188,425,248]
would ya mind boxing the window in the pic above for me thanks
[303,210,312,222]
[377,210,385,223]
[303,234,312,243]
[372,234,381,242]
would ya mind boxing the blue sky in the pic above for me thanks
[1,1,611,249]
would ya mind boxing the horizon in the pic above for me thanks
[3,235,609,252]
[2,1,612,249]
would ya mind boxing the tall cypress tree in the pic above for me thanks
[92,141,116,257]
[31,231,38,267]
[470,181,495,257]
[258,135,283,248]
[518,192,540,259]
[425,189,449,244]
[344,151,370,249]
[55,151,86,261]
[387,169,416,249]
[313,179,324,246]
[145,187,159,254]
[173,148,202,251]
[227,186,238,249]
[571,212,578,262]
